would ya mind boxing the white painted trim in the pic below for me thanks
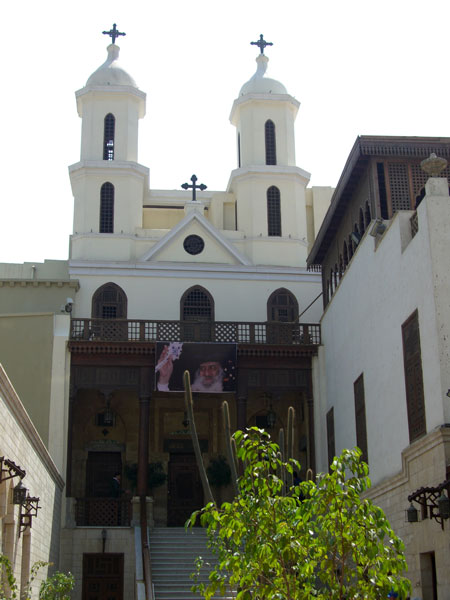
[69,160,149,178]
[227,165,310,191]
[68,261,321,283]
[139,210,252,265]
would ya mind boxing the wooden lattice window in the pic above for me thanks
[377,163,389,220]
[265,120,276,165]
[181,286,214,321]
[100,182,114,233]
[267,288,298,322]
[103,113,115,161]
[402,310,426,442]
[267,186,281,236]
[388,163,411,212]
[92,283,127,319]
[354,374,368,464]
[326,407,335,471]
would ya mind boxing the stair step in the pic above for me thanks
[149,527,234,600]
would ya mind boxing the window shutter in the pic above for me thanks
[402,310,426,442]
[326,407,335,471]
[354,374,368,464]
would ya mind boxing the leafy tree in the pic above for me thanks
[0,555,74,600]
[188,428,411,600]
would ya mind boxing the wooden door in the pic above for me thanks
[86,452,122,497]
[82,554,123,600]
[167,453,203,526]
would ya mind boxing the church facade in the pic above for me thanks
[56,33,331,599]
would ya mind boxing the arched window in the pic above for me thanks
[100,182,114,233]
[92,283,127,319]
[265,120,277,165]
[103,114,115,160]
[181,286,214,341]
[267,288,299,322]
[348,235,354,259]
[359,208,365,235]
[364,202,372,228]
[267,186,281,236]
[181,286,214,321]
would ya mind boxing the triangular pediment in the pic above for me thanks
[139,209,251,265]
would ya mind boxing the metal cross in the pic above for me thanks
[181,175,207,202]
[102,23,126,44]
[251,34,273,55]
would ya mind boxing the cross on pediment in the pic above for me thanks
[102,23,126,44]
[181,174,207,202]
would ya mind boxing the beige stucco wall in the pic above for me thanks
[0,313,71,473]
[0,365,64,599]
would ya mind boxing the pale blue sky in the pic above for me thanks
[1,0,449,263]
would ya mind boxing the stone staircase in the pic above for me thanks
[149,527,235,600]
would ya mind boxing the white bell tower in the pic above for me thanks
[228,38,310,266]
[69,28,148,260]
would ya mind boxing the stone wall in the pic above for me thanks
[0,365,64,599]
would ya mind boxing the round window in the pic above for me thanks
[183,234,205,255]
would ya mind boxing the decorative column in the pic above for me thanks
[236,370,248,431]
[306,369,315,473]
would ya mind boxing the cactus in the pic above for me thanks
[286,407,295,488]
[222,401,239,495]
[183,370,215,505]
[183,377,299,503]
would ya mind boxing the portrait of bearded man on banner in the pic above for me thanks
[155,342,236,393]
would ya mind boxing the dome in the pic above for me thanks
[239,54,287,96]
[86,44,138,87]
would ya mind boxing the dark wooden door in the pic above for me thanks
[167,453,203,526]
[82,554,123,600]
[86,452,122,497]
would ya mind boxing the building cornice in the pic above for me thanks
[227,165,310,192]
[69,160,149,179]
[0,279,79,290]
[68,260,320,283]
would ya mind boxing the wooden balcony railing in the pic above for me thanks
[75,498,131,527]
[70,319,321,346]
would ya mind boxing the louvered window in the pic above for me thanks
[267,186,281,236]
[92,283,127,319]
[265,120,276,165]
[100,182,114,233]
[181,287,213,321]
[402,310,426,442]
[103,113,115,161]
[267,288,298,322]
[326,407,335,470]
[354,374,368,464]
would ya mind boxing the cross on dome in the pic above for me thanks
[102,23,126,45]
[251,34,273,55]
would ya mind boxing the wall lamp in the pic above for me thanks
[0,456,26,484]
[369,219,387,237]
[407,478,450,529]
[19,496,41,535]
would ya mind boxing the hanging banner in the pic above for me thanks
[155,342,237,393]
